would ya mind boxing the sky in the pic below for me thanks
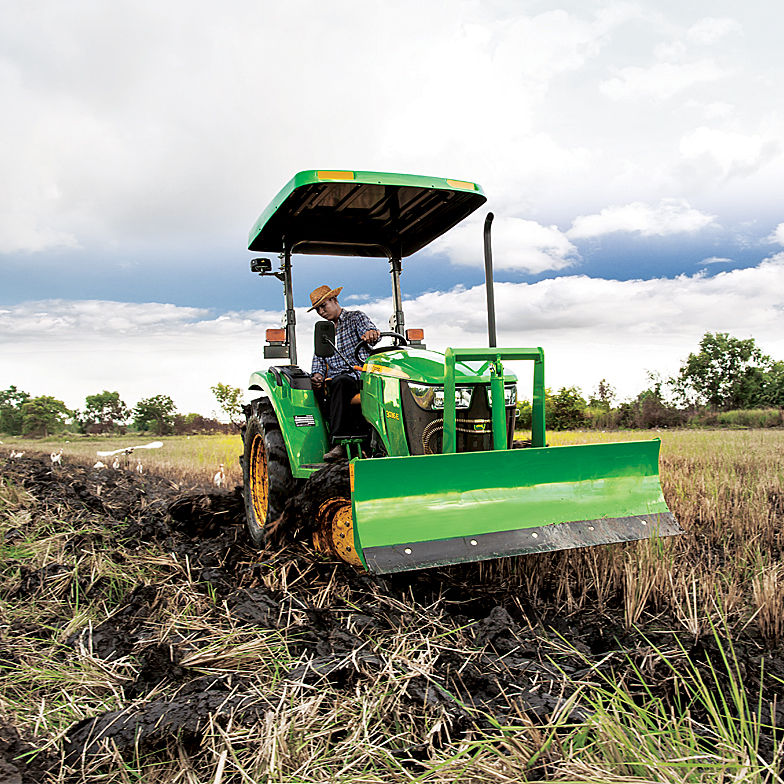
[1,0,783,417]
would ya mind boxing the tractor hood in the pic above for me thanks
[248,170,486,257]
[362,348,517,386]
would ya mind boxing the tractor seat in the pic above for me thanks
[324,377,361,406]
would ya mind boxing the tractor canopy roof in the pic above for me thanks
[248,170,486,257]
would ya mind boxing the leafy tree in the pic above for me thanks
[173,413,231,435]
[0,386,31,435]
[210,383,244,429]
[515,399,533,429]
[588,378,615,411]
[133,395,176,435]
[80,390,129,433]
[760,361,784,407]
[21,396,71,437]
[548,386,587,430]
[672,332,772,410]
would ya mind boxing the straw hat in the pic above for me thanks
[308,284,343,311]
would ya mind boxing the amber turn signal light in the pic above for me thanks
[266,329,286,343]
[406,329,424,341]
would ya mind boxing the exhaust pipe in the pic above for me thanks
[483,212,497,348]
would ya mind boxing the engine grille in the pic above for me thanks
[400,382,515,455]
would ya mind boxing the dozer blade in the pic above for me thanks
[351,439,681,574]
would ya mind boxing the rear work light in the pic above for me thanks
[266,329,286,344]
[406,328,425,348]
[263,328,289,360]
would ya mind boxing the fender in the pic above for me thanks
[248,369,329,478]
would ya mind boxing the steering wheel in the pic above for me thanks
[355,331,408,363]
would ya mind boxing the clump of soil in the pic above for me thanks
[1,452,782,782]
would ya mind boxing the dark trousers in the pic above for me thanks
[315,374,365,443]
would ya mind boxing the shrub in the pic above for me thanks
[584,405,621,430]
[173,413,232,435]
[617,390,687,429]
[548,386,588,430]
[716,408,783,428]
[515,400,532,430]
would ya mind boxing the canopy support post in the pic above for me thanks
[281,239,297,365]
[389,255,405,335]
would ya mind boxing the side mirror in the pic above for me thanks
[250,257,272,273]
[314,321,336,358]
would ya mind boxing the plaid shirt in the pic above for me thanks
[311,309,378,380]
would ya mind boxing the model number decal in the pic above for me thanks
[385,411,399,420]
[294,415,316,427]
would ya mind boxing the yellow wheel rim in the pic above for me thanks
[314,498,362,567]
[249,433,269,527]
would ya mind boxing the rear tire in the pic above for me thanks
[242,398,296,546]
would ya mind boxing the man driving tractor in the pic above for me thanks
[308,284,380,461]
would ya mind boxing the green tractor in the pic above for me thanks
[241,169,681,573]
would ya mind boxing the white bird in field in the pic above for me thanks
[50,449,63,466]
[10,450,24,459]
[96,441,163,458]
[112,457,120,470]
[213,464,226,488]
[93,460,107,469]
[135,458,143,474]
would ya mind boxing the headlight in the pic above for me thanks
[504,383,517,406]
[409,383,473,410]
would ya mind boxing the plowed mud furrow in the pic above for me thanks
[1,452,782,782]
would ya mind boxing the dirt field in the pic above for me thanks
[1,433,782,782]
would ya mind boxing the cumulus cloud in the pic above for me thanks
[0,1,781,273]
[0,300,210,337]
[679,127,780,181]
[398,255,784,340]
[700,256,732,265]
[767,223,784,245]
[684,100,735,120]
[0,300,279,415]
[568,199,716,239]
[4,256,784,412]
[0,212,79,254]
[599,60,725,101]
[433,216,578,274]
[0,1,636,255]
[398,256,784,399]
[686,17,742,46]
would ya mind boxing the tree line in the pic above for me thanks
[518,332,784,430]
[0,383,244,437]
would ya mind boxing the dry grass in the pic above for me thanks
[487,429,784,646]
[1,429,783,782]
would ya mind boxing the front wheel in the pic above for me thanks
[310,462,363,567]
[242,399,296,546]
